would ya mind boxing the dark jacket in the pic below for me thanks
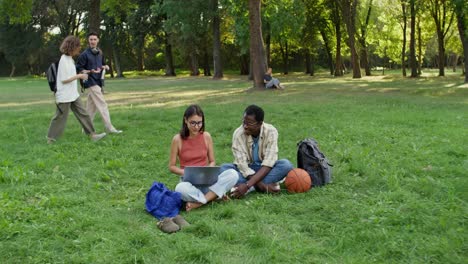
[76,48,105,88]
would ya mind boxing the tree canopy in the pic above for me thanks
[0,0,465,82]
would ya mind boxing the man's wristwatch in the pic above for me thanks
[245,182,251,189]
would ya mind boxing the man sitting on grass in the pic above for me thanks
[220,105,293,198]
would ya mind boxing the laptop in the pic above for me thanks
[183,166,220,187]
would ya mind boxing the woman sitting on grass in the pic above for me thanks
[46,36,106,144]
[169,104,238,211]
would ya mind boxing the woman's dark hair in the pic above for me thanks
[244,104,264,122]
[60,36,81,56]
[180,104,205,139]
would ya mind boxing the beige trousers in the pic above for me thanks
[86,85,116,132]
[47,97,95,140]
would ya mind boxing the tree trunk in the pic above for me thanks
[203,49,211,76]
[417,19,422,75]
[455,1,468,82]
[279,40,289,75]
[212,0,223,79]
[265,22,271,66]
[437,30,445,76]
[409,0,418,77]
[320,29,334,75]
[136,34,145,71]
[248,0,267,89]
[108,47,115,78]
[360,43,371,76]
[451,54,458,72]
[240,54,249,75]
[359,0,372,76]
[164,32,176,76]
[401,1,407,77]
[333,2,343,76]
[112,45,124,78]
[305,50,311,74]
[9,63,15,77]
[341,0,361,78]
[88,0,101,34]
[310,54,315,76]
[429,0,455,77]
[189,50,200,76]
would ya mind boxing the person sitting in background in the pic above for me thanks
[169,104,238,211]
[263,68,284,89]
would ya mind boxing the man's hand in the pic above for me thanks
[102,65,110,71]
[231,183,249,199]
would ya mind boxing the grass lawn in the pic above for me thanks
[0,71,466,263]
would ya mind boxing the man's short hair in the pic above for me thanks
[244,105,264,123]
[87,32,99,39]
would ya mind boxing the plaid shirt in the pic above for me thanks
[231,122,278,178]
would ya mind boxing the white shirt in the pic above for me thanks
[55,54,80,103]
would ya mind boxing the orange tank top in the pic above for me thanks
[179,132,208,168]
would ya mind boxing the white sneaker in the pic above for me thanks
[230,186,255,194]
[91,133,106,142]
[108,129,123,134]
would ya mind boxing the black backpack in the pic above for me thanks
[46,61,60,93]
[297,138,332,187]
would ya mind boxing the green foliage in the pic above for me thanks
[222,0,250,55]
[0,0,33,24]
[162,0,212,54]
[0,73,466,262]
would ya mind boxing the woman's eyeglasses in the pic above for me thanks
[189,121,203,127]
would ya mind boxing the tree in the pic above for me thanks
[0,24,42,76]
[327,0,344,76]
[427,0,455,76]
[128,0,160,71]
[152,0,176,76]
[357,0,373,76]
[162,0,212,76]
[211,0,223,79]
[452,0,468,82]
[88,0,100,34]
[409,0,418,77]
[400,0,408,76]
[248,0,266,88]
[50,0,87,37]
[372,1,402,71]
[302,0,325,75]
[223,0,250,75]
[264,0,306,74]
[339,0,361,78]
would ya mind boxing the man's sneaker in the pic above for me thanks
[157,218,180,233]
[172,215,190,228]
[46,137,55,144]
[91,133,106,142]
[108,129,123,134]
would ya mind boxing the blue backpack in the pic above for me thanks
[297,138,332,187]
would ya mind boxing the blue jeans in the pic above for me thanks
[220,159,293,185]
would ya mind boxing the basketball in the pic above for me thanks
[284,168,311,193]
